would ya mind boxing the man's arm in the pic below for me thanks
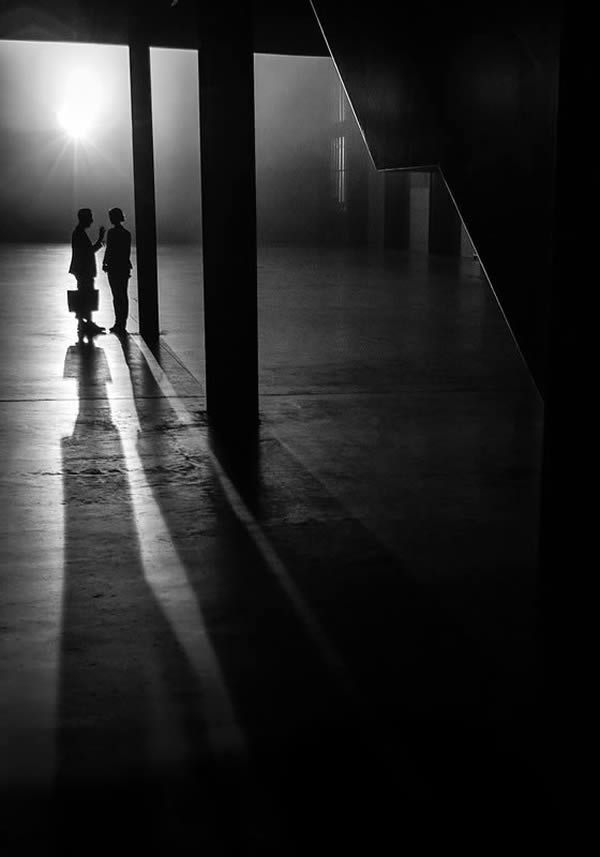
[102,230,112,271]
[91,226,105,253]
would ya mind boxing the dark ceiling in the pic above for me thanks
[0,1,328,55]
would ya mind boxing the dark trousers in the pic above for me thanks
[75,277,95,321]
[107,272,129,329]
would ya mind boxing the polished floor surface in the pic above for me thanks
[0,244,551,854]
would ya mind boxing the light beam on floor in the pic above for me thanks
[104,339,246,761]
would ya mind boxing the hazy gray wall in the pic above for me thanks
[255,53,374,247]
[0,40,134,242]
[1,43,427,253]
[150,47,202,244]
[0,44,346,245]
[255,53,336,244]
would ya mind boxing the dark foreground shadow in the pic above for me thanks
[108,336,557,856]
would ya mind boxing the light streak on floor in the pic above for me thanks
[134,336,354,698]
[103,337,246,761]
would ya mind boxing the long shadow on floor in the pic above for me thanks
[56,340,259,856]
[114,335,556,856]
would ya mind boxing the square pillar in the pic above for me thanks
[383,170,411,250]
[129,35,159,343]
[198,8,258,433]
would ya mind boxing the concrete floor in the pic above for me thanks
[0,244,551,854]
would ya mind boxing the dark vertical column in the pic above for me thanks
[129,37,159,343]
[539,7,591,852]
[410,170,432,253]
[198,7,258,432]
[346,132,369,247]
[368,166,385,253]
[428,168,462,256]
[383,170,410,250]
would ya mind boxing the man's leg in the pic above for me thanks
[117,277,129,331]
[75,277,90,337]
[108,275,118,329]
[77,277,104,335]
[110,275,128,332]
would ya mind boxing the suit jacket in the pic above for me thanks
[102,225,132,277]
[69,225,102,280]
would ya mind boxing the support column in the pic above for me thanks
[129,37,159,343]
[368,166,385,253]
[429,168,462,256]
[198,7,258,432]
[383,170,410,250]
[539,7,589,851]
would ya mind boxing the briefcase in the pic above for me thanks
[67,289,99,314]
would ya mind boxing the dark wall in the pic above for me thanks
[253,0,328,56]
[439,4,559,396]
[311,0,560,394]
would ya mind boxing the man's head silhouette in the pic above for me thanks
[77,208,93,228]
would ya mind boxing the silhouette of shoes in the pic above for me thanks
[87,322,106,335]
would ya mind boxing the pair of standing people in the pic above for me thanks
[69,206,132,338]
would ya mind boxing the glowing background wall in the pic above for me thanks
[0,41,133,242]
[0,44,373,247]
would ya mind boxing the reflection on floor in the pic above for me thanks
[0,245,552,854]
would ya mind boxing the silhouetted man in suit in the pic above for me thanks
[102,207,132,335]
[69,207,105,338]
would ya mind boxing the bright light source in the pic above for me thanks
[56,69,104,141]
[57,105,93,139]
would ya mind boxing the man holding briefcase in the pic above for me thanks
[68,207,106,338]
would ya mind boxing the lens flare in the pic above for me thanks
[57,105,93,139]
[56,69,103,141]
